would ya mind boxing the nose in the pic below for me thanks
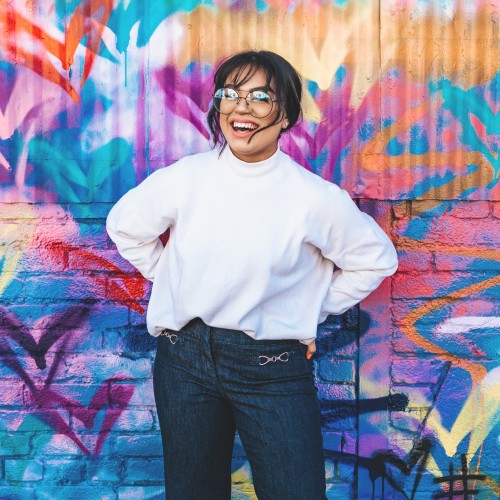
[234,95,250,113]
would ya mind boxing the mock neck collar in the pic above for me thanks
[220,145,283,177]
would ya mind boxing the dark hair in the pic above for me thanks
[207,50,302,150]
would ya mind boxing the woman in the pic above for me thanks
[107,50,398,499]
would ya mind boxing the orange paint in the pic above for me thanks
[395,236,500,262]
[396,236,499,383]
[0,0,113,101]
[400,278,496,383]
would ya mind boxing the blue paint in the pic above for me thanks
[307,80,320,99]
[436,79,499,177]
[410,170,456,199]
[256,0,269,12]
[358,123,375,142]
[409,125,430,155]
[0,131,23,187]
[310,148,328,176]
[335,65,347,87]
[387,135,405,156]
[401,201,449,239]
[107,0,207,53]
[488,69,500,103]
[332,147,350,185]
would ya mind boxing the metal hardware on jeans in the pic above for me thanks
[258,351,291,365]
[159,330,178,344]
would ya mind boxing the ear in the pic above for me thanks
[282,118,289,129]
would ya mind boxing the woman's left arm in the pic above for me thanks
[312,183,398,321]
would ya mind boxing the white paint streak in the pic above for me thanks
[436,316,500,335]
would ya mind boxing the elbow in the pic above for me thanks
[381,246,399,277]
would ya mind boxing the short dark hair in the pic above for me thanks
[207,50,302,150]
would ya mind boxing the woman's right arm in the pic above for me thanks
[106,167,180,281]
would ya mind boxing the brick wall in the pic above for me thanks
[1,200,498,498]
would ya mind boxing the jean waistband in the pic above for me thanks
[174,317,301,347]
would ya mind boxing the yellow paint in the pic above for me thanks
[0,207,36,296]
[424,368,500,458]
[176,1,379,112]
[174,1,499,118]
[231,463,257,499]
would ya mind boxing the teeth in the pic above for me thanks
[233,122,257,130]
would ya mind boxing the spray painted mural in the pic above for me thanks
[0,0,498,498]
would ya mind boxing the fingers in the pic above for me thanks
[306,340,316,360]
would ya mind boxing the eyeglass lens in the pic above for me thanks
[213,88,273,118]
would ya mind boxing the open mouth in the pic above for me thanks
[231,121,259,133]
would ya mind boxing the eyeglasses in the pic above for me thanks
[213,88,279,118]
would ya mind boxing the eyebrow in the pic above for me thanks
[225,84,273,93]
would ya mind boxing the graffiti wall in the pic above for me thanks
[0,0,498,498]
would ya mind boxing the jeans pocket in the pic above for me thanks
[215,341,311,387]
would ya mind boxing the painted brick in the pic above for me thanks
[493,202,500,219]
[396,251,433,273]
[74,222,112,249]
[316,328,357,358]
[325,459,356,483]
[129,309,149,327]
[117,486,165,500]
[429,216,499,246]
[67,203,115,220]
[18,247,68,272]
[0,224,25,244]
[318,359,355,383]
[112,410,154,432]
[0,486,35,499]
[112,435,163,457]
[410,200,452,217]
[326,482,352,498]
[36,486,116,500]
[43,459,86,481]
[86,457,122,482]
[39,384,110,407]
[392,201,410,219]
[58,354,151,382]
[0,383,24,407]
[90,307,130,331]
[113,379,155,408]
[392,326,430,355]
[18,275,106,300]
[392,271,495,299]
[0,434,30,456]
[448,201,490,218]
[390,410,426,433]
[106,277,150,302]
[0,411,27,432]
[123,458,164,482]
[68,248,136,274]
[0,276,23,302]
[391,358,443,384]
[316,383,356,401]
[31,433,83,456]
[323,432,352,453]
[103,329,158,354]
[434,254,499,271]
[391,385,435,408]
[0,203,45,219]
[5,459,43,481]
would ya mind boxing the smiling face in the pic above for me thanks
[219,68,286,163]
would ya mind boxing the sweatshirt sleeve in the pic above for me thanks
[106,164,181,281]
[310,182,398,320]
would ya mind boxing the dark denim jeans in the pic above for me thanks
[153,317,326,500]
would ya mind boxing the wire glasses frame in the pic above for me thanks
[213,87,280,118]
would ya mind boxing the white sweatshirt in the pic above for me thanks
[106,146,398,344]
